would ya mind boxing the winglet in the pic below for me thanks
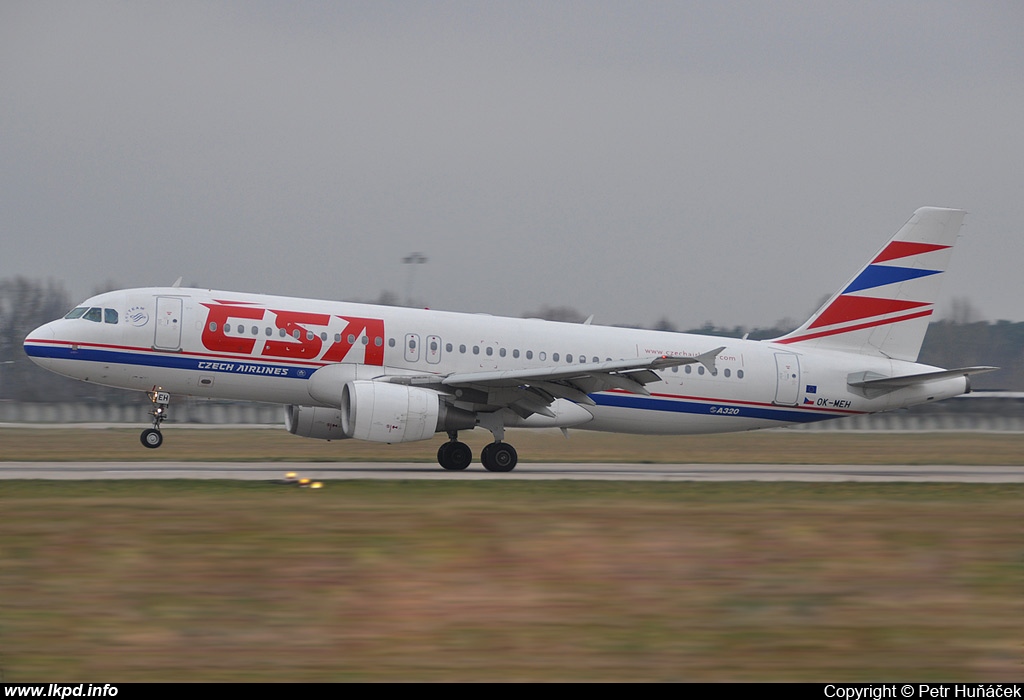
[697,346,726,373]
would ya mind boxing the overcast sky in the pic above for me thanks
[3,1,1022,329]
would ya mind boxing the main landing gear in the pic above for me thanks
[141,389,170,449]
[435,423,519,472]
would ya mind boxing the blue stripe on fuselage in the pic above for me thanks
[24,343,313,379]
[591,392,836,424]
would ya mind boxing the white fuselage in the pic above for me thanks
[24,287,967,436]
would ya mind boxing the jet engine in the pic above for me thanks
[340,380,475,443]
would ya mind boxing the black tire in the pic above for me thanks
[481,442,517,472]
[438,441,472,470]
[447,441,472,470]
[140,428,163,449]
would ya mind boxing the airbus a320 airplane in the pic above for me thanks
[25,208,995,471]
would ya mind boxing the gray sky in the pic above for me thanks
[3,1,1022,329]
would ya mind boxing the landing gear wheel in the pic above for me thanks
[437,441,472,470]
[143,388,171,449]
[481,442,518,472]
[140,428,163,449]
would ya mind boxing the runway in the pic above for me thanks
[1,461,1022,482]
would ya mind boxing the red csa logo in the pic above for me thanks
[200,301,385,366]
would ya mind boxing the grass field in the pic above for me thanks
[1,430,1022,681]
[1,480,1022,682]
[2,426,1024,464]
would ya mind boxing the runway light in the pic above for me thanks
[311,482,323,489]
[298,478,311,487]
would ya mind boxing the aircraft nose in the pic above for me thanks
[24,322,56,369]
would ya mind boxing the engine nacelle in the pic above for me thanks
[341,380,474,443]
[285,405,349,441]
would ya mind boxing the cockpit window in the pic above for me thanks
[83,307,103,322]
[64,307,88,319]
[104,309,118,324]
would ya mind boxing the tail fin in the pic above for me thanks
[772,207,967,361]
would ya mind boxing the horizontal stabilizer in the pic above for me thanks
[847,366,998,396]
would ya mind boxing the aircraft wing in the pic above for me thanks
[386,346,726,418]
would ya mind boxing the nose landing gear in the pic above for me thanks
[141,389,171,449]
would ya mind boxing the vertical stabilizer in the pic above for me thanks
[772,207,966,361]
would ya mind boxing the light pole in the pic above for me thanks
[402,252,428,306]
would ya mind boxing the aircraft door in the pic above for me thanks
[154,297,183,350]
[773,352,801,406]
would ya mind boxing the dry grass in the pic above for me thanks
[2,427,1024,464]
[1,481,1021,681]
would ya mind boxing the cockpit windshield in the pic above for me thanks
[64,307,119,324]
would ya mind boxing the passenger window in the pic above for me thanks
[539,351,547,361]
[566,354,573,363]
[499,348,506,357]
[513,349,520,358]
[460,344,466,353]
[375,337,383,346]
[446,343,453,352]
[553,353,560,362]
[737,370,745,379]
[724,369,731,377]
[473,346,480,355]
[104,309,118,324]
[266,327,273,336]
[685,365,692,374]
[389,338,396,347]
[225,323,232,333]
[485,347,492,356]
[209,322,218,332]
[526,350,533,360]
[698,366,705,375]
